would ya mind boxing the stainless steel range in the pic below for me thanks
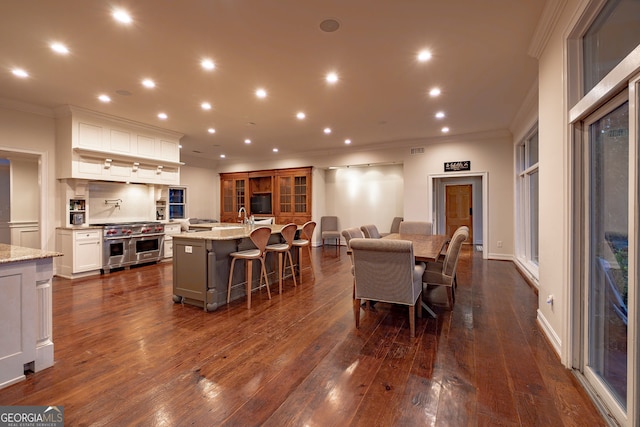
[95,222,165,273]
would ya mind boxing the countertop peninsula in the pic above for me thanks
[174,223,291,241]
[0,243,62,264]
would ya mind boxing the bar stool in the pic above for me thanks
[292,220,316,283]
[265,223,298,294]
[227,226,272,309]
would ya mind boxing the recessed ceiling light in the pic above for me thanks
[417,50,432,62]
[158,112,168,120]
[323,127,332,134]
[319,18,340,32]
[11,68,28,78]
[441,127,450,133]
[429,87,441,97]
[201,59,215,70]
[326,72,338,84]
[208,128,216,134]
[142,79,155,88]
[255,88,267,98]
[112,9,132,24]
[98,94,111,103]
[220,154,226,158]
[435,111,445,119]
[201,102,212,110]
[50,42,69,55]
[344,139,352,144]
[244,139,251,144]
[178,144,183,149]
[296,112,306,120]
[273,148,279,153]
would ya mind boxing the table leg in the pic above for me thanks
[421,300,437,318]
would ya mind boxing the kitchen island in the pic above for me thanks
[172,223,290,311]
[0,244,62,389]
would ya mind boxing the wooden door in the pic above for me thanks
[445,184,472,242]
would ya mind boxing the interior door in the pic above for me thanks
[445,184,472,241]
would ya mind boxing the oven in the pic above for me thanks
[131,233,164,265]
[96,222,165,273]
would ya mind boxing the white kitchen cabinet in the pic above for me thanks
[56,228,102,278]
[56,105,184,185]
[163,223,182,259]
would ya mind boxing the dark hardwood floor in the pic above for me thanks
[0,246,605,426]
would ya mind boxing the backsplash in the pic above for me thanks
[88,182,154,223]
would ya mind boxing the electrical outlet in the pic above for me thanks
[497,240,503,248]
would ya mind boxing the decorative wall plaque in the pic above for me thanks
[444,161,470,172]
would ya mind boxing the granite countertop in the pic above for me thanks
[173,223,291,241]
[0,243,63,264]
[56,225,104,231]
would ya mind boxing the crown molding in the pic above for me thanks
[528,0,568,59]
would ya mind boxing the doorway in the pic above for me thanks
[430,173,486,259]
[445,184,473,242]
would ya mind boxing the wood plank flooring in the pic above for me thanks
[0,246,606,426]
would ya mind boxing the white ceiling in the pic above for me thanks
[0,1,545,166]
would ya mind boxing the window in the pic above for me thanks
[583,0,640,93]
[169,187,186,219]
[516,127,539,275]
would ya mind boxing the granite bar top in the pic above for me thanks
[173,223,292,241]
[0,243,63,264]
[56,225,104,231]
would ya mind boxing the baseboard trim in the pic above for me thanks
[536,309,562,358]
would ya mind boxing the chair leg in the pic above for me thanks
[298,246,304,284]
[227,257,238,304]
[353,298,361,329]
[245,260,253,309]
[409,304,416,338]
[446,287,454,309]
[286,250,297,287]
[259,258,271,300]
[306,245,315,279]
[277,252,284,294]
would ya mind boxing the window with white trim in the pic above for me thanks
[516,127,539,275]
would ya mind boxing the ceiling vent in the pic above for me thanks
[410,147,425,155]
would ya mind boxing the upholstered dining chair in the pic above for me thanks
[360,224,381,239]
[292,220,316,284]
[398,220,433,235]
[265,223,298,294]
[350,238,426,337]
[342,227,365,298]
[227,226,272,309]
[380,216,404,237]
[422,226,469,309]
[321,216,341,256]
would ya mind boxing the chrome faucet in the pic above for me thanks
[238,207,247,224]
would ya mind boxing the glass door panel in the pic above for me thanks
[587,100,629,409]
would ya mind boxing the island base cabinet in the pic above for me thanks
[0,258,55,390]
[172,235,280,311]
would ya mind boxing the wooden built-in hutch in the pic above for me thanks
[220,167,312,225]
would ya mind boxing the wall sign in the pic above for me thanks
[444,161,470,172]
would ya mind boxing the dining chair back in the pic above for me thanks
[422,226,469,309]
[399,221,433,235]
[350,237,425,337]
[360,224,381,239]
[321,216,341,256]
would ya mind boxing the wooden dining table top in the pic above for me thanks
[382,233,449,262]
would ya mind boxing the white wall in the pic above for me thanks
[179,165,219,220]
[535,0,581,363]
[88,182,154,223]
[10,157,39,222]
[324,164,404,243]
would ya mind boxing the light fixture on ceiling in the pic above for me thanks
[296,112,306,120]
[429,87,441,97]
[326,72,338,84]
[319,18,340,32]
[11,68,28,78]
[116,89,132,96]
[417,50,432,62]
[201,102,212,110]
[50,42,69,55]
[208,128,216,134]
[323,127,332,134]
[220,154,226,158]
[435,111,445,119]
[255,88,267,98]
[201,59,215,70]
[441,126,450,133]
[112,9,132,24]
[98,94,111,103]
[158,112,168,120]
[142,79,155,88]
[273,148,279,153]
[344,139,351,144]
[244,139,251,144]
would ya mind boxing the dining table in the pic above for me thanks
[382,232,449,317]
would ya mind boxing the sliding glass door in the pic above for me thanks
[583,94,629,418]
